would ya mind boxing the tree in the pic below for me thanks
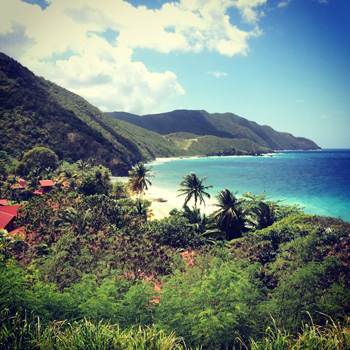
[128,163,153,201]
[212,188,245,240]
[79,165,112,196]
[111,180,129,200]
[16,147,59,177]
[76,159,90,176]
[177,172,212,208]
[56,168,80,192]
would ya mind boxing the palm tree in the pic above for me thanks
[181,205,210,234]
[128,163,153,201]
[212,188,245,240]
[242,191,277,230]
[60,207,91,236]
[56,169,79,192]
[76,159,90,176]
[92,165,112,194]
[111,180,129,200]
[177,172,212,208]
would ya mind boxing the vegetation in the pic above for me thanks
[1,53,320,180]
[1,152,349,349]
[178,172,213,208]
[128,163,153,201]
[0,53,344,349]
[109,109,320,152]
[15,147,59,177]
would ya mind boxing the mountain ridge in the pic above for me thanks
[108,109,321,151]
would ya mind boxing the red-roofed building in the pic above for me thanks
[34,180,55,195]
[0,199,9,206]
[0,205,22,232]
[9,178,28,201]
[11,178,27,189]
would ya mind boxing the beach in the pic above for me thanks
[112,173,217,220]
[144,183,217,220]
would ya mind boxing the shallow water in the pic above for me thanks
[149,149,350,221]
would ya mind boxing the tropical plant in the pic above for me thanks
[180,206,211,234]
[212,188,245,240]
[79,165,112,196]
[128,163,153,201]
[56,169,79,192]
[76,159,90,176]
[111,180,129,200]
[177,172,212,208]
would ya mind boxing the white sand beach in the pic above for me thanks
[112,174,216,220]
[144,184,216,220]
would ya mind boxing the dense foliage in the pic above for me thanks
[1,156,349,349]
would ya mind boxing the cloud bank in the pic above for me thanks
[0,0,266,113]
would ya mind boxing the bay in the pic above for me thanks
[149,149,350,222]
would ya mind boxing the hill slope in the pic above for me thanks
[0,53,179,174]
[0,52,320,176]
[109,110,320,151]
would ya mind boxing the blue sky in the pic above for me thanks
[1,0,349,148]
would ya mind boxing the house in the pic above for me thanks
[33,180,55,195]
[0,199,9,206]
[10,178,27,201]
[0,205,22,232]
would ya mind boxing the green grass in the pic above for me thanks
[0,310,191,350]
[243,314,350,350]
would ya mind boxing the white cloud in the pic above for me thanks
[278,0,293,8]
[208,71,228,78]
[0,0,267,113]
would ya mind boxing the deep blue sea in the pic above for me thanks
[150,149,350,222]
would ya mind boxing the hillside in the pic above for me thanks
[0,53,176,175]
[0,52,320,176]
[109,109,320,151]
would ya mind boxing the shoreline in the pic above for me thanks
[114,153,278,220]
[148,152,277,165]
[111,176,216,220]
[144,184,217,220]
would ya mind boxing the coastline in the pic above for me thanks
[116,153,278,220]
[144,183,217,220]
[111,174,217,220]
[148,152,277,165]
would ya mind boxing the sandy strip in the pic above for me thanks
[111,176,216,220]
[144,184,217,220]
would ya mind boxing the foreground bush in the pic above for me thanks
[0,310,189,350]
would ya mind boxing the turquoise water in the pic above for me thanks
[150,150,350,221]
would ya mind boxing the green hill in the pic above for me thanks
[109,109,320,151]
[0,53,174,174]
[0,52,320,176]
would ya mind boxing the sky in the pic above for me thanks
[0,0,349,148]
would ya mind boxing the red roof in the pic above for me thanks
[0,212,15,229]
[33,188,44,195]
[0,199,9,206]
[11,178,27,189]
[0,205,21,230]
[0,205,21,216]
[39,180,55,187]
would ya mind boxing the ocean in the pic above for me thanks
[149,149,350,222]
